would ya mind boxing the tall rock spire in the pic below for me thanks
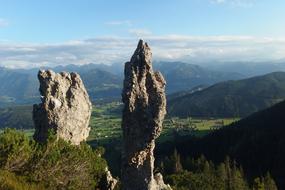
[121,40,167,190]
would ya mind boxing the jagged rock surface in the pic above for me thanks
[121,40,167,190]
[102,167,118,190]
[33,70,92,145]
[154,173,172,190]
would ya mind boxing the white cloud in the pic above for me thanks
[1,35,285,68]
[105,20,132,26]
[0,18,8,27]
[129,29,152,37]
[212,0,226,3]
[211,0,255,7]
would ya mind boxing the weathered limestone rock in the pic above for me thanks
[33,70,92,145]
[154,173,172,190]
[103,167,118,190]
[121,40,167,190]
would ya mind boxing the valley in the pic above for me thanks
[0,101,238,143]
[88,102,238,144]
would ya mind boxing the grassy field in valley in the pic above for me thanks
[88,102,239,145]
[0,102,239,144]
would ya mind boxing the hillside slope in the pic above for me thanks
[166,99,285,188]
[0,105,33,129]
[0,68,39,106]
[168,72,285,117]
[80,69,122,101]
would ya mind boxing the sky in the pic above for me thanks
[0,0,285,68]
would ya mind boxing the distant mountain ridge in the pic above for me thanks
[0,65,123,106]
[154,61,243,93]
[0,62,246,106]
[3,61,285,107]
[168,72,285,117]
[0,67,39,106]
[205,61,285,77]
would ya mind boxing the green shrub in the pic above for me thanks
[29,138,107,189]
[0,128,34,172]
[0,129,107,190]
[0,170,44,190]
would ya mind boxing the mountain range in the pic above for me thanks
[168,72,285,117]
[154,61,243,93]
[205,61,285,77]
[0,62,245,106]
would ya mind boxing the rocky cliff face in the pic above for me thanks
[121,40,168,190]
[33,70,92,145]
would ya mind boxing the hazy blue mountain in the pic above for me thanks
[154,61,244,93]
[205,61,285,77]
[0,68,39,106]
[79,69,122,101]
[168,72,285,117]
[53,63,124,75]
[0,66,122,106]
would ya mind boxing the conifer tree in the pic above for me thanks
[216,163,227,190]
[253,177,265,190]
[264,172,278,190]
[171,149,183,173]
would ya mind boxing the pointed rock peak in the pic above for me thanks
[121,40,168,190]
[137,39,149,50]
[130,40,152,67]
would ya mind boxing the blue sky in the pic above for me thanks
[0,0,285,68]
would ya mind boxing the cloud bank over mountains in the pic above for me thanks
[1,35,285,68]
